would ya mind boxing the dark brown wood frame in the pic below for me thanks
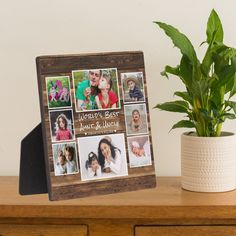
[36,51,156,201]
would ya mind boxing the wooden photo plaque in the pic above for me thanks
[36,51,156,201]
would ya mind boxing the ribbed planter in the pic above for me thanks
[181,132,236,192]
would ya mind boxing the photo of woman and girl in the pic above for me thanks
[124,104,148,135]
[53,143,79,176]
[72,68,120,112]
[78,134,128,181]
[46,76,72,109]
[121,72,145,103]
[127,136,152,168]
[49,110,75,142]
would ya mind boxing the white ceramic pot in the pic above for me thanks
[181,132,236,192]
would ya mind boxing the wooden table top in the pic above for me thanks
[1,176,236,219]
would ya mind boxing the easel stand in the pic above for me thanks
[19,123,48,195]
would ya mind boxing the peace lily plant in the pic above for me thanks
[154,9,236,137]
[154,10,236,192]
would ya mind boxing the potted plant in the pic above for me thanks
[154,9,236,192]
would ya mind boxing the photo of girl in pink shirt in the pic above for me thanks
[49,109,75,142]
[55,114,73,141]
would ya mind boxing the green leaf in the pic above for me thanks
[201,31,219,76]
[154,22,198,66]
[161,65,180,79]
[179,55,193,87]
[212,108,219,118]
[206,9,223,44]
[210,86,222,106]
[199,108,213,121]
[201,44,228,77]
[229,70,236,98]
[225,101,236,114]
[219,47,236,61]
[174,91,192,105]
[171,120,195,129]
[154,100,189,113]
[201,43,221,76]
[220,113,236,120]
[191,80,209,99]
[214,63,236,89]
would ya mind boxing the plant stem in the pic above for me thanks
[216,123,222,136]
[215,86,226,137]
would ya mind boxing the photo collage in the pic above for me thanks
[46,76,79,176]
[121,72,152,168]
[45,68,152,182]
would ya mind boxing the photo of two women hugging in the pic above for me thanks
[79,134,128,181]
[72,69,120,111]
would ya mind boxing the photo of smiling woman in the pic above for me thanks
[78,133,128,181]
[98,136,122,174]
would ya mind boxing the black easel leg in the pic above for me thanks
[19,123,48,195]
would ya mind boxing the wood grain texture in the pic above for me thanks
[51,174,156,200]
[36,52,145,75]
[36,51,156,201]
[89,223,133,236]
[50,164,155,187]
[135,226,236,236]
[0,225,87,236]
[1,177,236,221]
[2,177,236,235]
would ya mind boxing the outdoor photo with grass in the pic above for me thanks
[46,76,72,109]
[72,68,120,111]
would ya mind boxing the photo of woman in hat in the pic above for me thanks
[121,72,145,103]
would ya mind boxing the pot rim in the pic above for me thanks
[182,131,235,140]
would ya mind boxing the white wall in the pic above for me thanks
[1,0,236,176]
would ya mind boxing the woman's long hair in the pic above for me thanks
[98,138,120,169]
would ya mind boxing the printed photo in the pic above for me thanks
[45,76,72,109]
[127,135,152,168]
[72,68,120,112]
[49,109,75,142]
[78,133,128,181]
[52,142,79,176]
[121,72,145,103]
[124,104,148,135]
